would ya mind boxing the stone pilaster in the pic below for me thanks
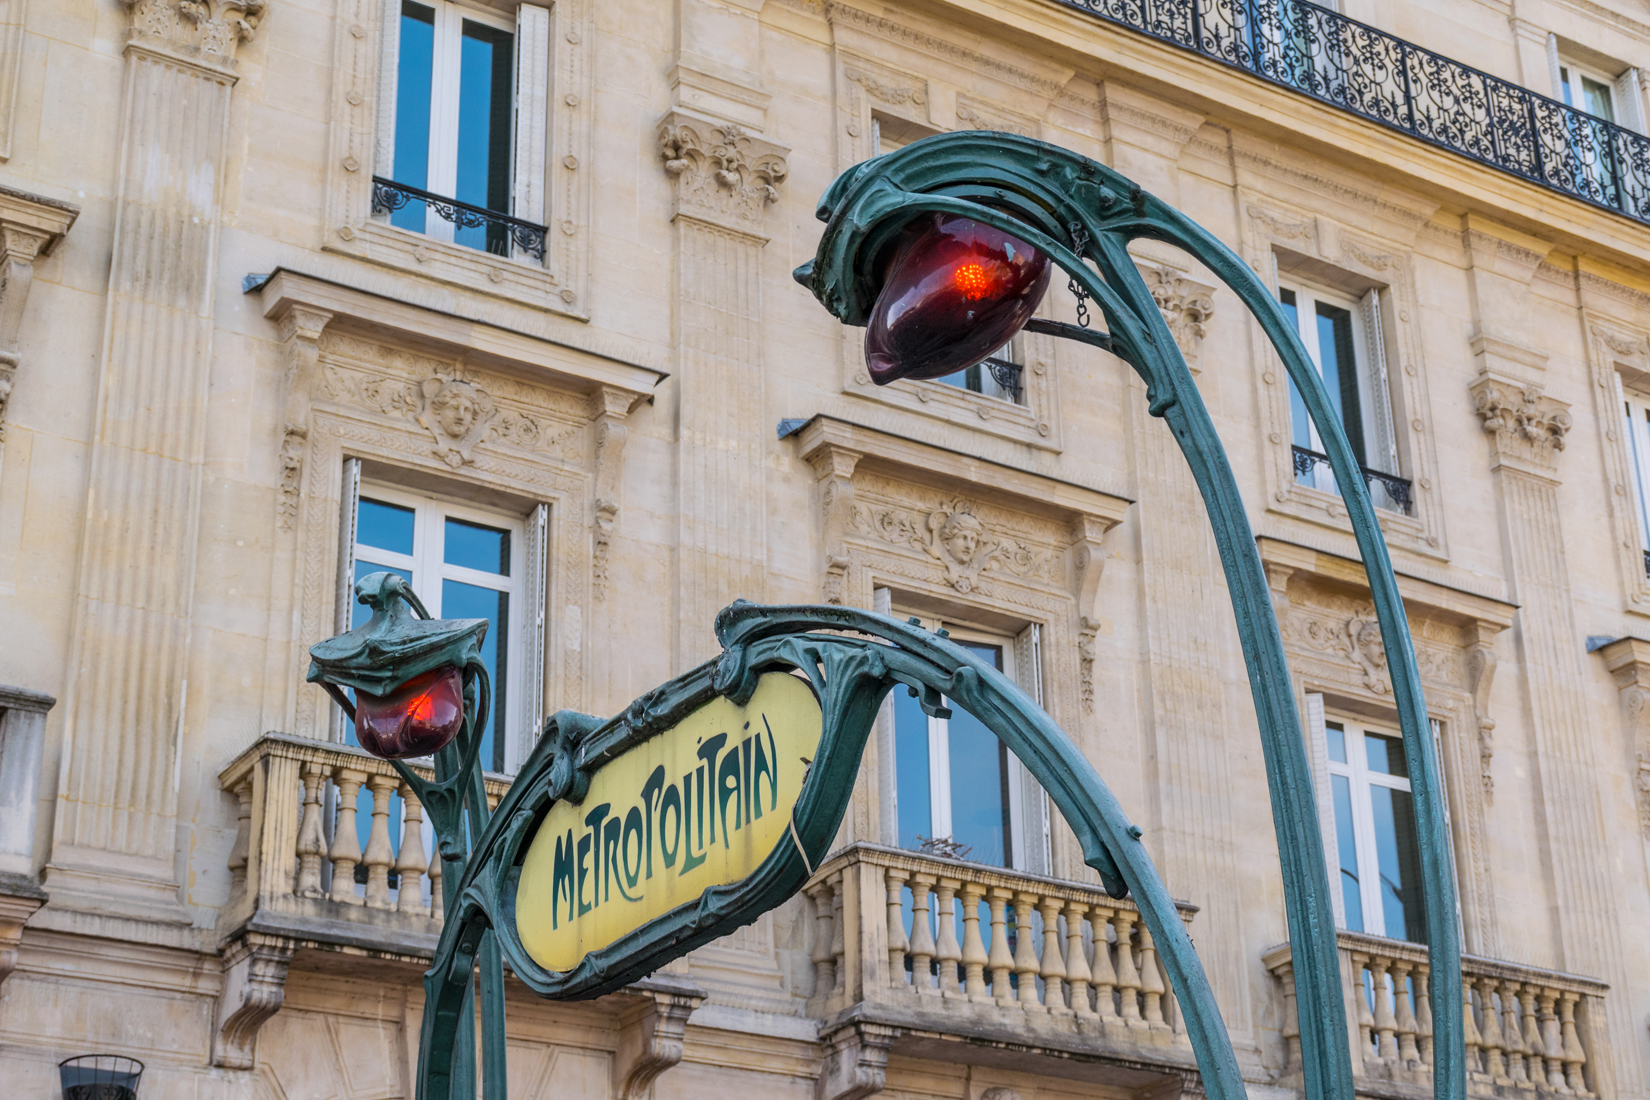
[657,111,788,668]
[47,0,262,920]
[1471,376,1632,1099]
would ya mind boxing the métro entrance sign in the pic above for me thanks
[307,131,1461,1100]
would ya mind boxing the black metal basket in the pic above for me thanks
[59,1055,143,1100]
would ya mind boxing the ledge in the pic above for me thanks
[1257,536,1516,632]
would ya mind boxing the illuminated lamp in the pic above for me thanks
[864,212,1051,384]
[354,664,466,759]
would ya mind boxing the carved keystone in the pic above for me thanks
[211,932,297,1069]
[817,1020,898,1100]
[615,974,705,1100]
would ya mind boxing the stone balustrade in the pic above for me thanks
[1265,930,1610,1099]
[217,732,509,957]
[804,842,1198,1071]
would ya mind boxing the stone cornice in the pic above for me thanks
[823,2,1072,99]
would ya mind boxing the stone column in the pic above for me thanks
[657,112,787,668]
[47,0,263,920]
[1471,375,1632,1099]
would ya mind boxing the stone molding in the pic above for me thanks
[210,931,296,1069]
[1595,637,1650,837]
[1470,377,1571,478]
[816,1020,898,1100]
[1581,315,1650,615]
[1141,264,1215,371]
[658,111,790,235]
[0,186,77,443]
[614,975,706,1100]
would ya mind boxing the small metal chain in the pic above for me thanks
[1067,221,1093,329]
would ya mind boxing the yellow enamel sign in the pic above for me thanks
[516,672,823,973]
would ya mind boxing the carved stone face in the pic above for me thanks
[940,513,985,564]
[435,389,477,439]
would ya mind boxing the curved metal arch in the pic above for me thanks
[795,131,1462,1100]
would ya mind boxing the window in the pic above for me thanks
[890,617,1049,872]
[378,1,550,258]
[1558,58,1625,124]
[1278,278,1406,513]
[1317,713,1427,943]
[345,482,529,774]
[1620,383,1650,578]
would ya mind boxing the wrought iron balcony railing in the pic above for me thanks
[1292,444,1414,515]
[372,177,548,262]
[1061,0,1650,226]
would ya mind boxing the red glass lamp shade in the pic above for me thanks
[354,664,466,759]
[864,212,1051,384]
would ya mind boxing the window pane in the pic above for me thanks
[391,2,435,232]
[1325,721,1347,764]
[946,703,1008,868]
[1370,785,1427,942]
[444,516,511,575]
[1365,731,1409,778]
[936,364,984,394]
[1582,75,1616,123]
[358,497,415,556]
[1331,774,1363,931]
[894,689,932,851]
[1281,289,1313,454]
[1560,66,1575,107]
[443,580,509,772]
[1316,301,1366,464]
[456,20,515,254]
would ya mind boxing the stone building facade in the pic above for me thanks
[0,0,1647,1098]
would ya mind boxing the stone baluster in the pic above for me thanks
[428,846,444,923]
[1370,957,1399,1062]
[1538,988,1565,1090]
[934,878,962,996]
[986,887,1014,1006]
[809,880,836,997]
[1276,960,1301,1071]
[294,762,328,898]
[1064,901,1093,1018]
[361,774,398,909]
[1477,975,1506,1080]
[1463,981,1484,1076]
[1089,906,1119,1023]
[1351,956,1376,1061]
[1558,992,1587,1095]
[885,868,910,987]
[1415,967,1434,1068]
[1137,923,1166,1029]
[327,768,366,904]
[226,779,252,902]
[395,783,427,914]
[1112,910,1143,1026]
[1391,960,1420,1067]
[960,881,989,1001]
[908,877,936,995]
[1038,894,1068,1014]
[1012,892,1043,1012]
[1499,980,1528,1083]
[1518,985,1545,1086]
[830,873,846,995]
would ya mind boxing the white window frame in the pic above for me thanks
[891,612,1050,872]
[338,476,545,773]
[375,0,552,259]
[1321,712,1418,940]
[1620,380,1650,578]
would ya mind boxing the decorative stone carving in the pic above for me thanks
[415,376,498,468]
[808,443,862,605]
[273,306,332,526]
[658,111,789,230]
[211,932,295,1069]
[1465,625,1498,800]
[844,65,925,108]
[1142,266,1215,365]
[124,0,266,58]
[614,977,704,1100]
[847,497,1060,594]
[955,97,1037,138]
[1071,515,1111,712]
[817,1020,898,1100]
[979,1090,1023,1100]
[1596,637,1650,836]
[0,189,77,444]
[1471,379,1571,470]
[590,386,638,602]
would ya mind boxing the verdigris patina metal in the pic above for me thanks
[793,130,1462,1100]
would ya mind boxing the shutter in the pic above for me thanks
[1360,288,1400,476]
[1304,692,1345,926]
[1546,33,1564,101]
[1614,67,1645,134]
[515,502,549,770]
[1429,717,1466,948]
[512,3,551,252]
[1012,623,1052,876]
[332,458,362,742]
[873,587,898,845]
[374,0,402,182]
